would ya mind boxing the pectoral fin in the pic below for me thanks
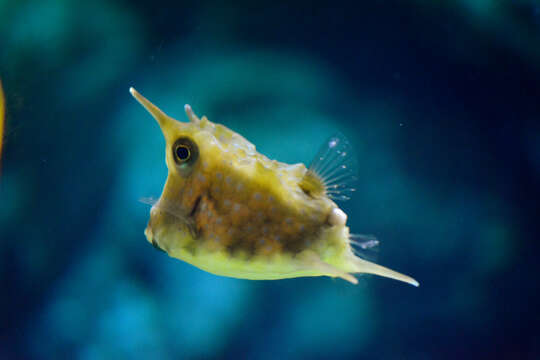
[301,133,357,201]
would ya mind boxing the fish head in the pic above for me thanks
[130,88,257,251]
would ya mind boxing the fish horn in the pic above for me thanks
[184,104,201,124]
[351,255,419,287]
[129,87,180,138]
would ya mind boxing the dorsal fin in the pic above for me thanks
[300,133,357,201]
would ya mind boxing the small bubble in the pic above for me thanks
[285,217,293,225]
[223,199,231,207]
[216,172,223,180]
[236,183,244,192]
[329,140,337,148]
[225,176,232,185]
[233,203,241,212]
[253,192,262,201]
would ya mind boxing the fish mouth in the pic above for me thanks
[144,223,166,253]
[144,212,169,253]
[151,238,166,253]
[144,224,155,246]
[144,195,202,251]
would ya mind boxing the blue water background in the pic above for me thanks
[1,1,540,359]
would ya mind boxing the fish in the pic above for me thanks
[130,87,418,286]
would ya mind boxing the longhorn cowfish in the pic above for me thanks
[130,87,418,286]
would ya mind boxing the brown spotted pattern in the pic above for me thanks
[176,163,329,257]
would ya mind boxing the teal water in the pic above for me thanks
[1,1,539,359]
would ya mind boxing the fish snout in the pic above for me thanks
[145,218,166,253]
[144,223,154,244]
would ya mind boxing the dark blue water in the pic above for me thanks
[1,1,539,359]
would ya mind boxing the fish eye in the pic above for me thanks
[175,144,190,162]
[172,137,198,167]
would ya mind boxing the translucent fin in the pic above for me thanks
[139,197,193,227]
[307,133,358,201]
[349,234,379,262]
[301,251,358,284]
[139,197,159,206]
[350,254,419,287]
[350,234,379,250]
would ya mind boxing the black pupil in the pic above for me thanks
[176,145,190,160]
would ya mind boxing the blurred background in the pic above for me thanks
[1,1,540,359]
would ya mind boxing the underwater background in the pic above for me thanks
[1,1,540,359]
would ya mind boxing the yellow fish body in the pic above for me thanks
[130,87,418,286]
